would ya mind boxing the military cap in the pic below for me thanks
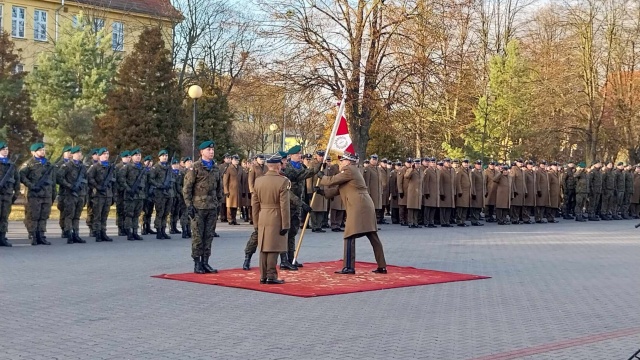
[502,165,510,171]
[539,160,547,165]
[266,154,282,163]
[70,146,81,154]
[405,157,412,163]
[511,162,517,167]
[430,157,437,162]
[256,154,266,160]
[0,141,7,149]
[326,156,332,161]
[304,154,313,159]
[567,160,575,164]
[97,148,109,155]
[525,160,534,165]
[370,154,378,159]
[475,160,482,165]
[549,161,558,166]
[223,152,231,158]
[342,151,358,162]
[62,145,72,153]
[364,160,370,164]
[462,159,469,163]
[316,150,325,156]
[120,150,130,158]
[617,161,624,166]
[437,161,444,166]
[30,142,45,152]
[90,148,99,155]
[198,140,215,150]
[577,162,586,168]
[413,158,420,164]
[158,149,168,156]
[231,154,240,160]
[277,151,288,158]
[130,149,141,156]
[181,156,192,162]
[452,159,460,164]
[287,145,302,155]
[395,161,402,166]
[143,155,152,162]
[443,158,451,162]
[489,161,496,165]
[171,158,179,164]
[381,158,388,163]
[516,158,524,163]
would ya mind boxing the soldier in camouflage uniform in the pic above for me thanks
[141,155,156,235]
[613,162,626,220]
[149,150,175,239]
[87,148,116,242]
[573,162,589,222]
[183,141,223,274]
[119,149,146,241]
[280,145,317,270]
[601,162,615,220]
[180,157,193,239]
[169,157,184,235]
[562,161,576,219]
[115,150,131,236]
[59,146,88,244]
[623,165,634,219]
[0,141,20,247]
[587,161,603,221]
[19,143,56,246]
[56,145,72,237]
[85,149,100,235]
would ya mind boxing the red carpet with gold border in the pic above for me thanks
[153,261,490,297]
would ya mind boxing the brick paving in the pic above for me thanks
[1,218,639,359]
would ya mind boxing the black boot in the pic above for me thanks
[73,230,86,244]
[193,257,205,274]
[172,223,181,234]
[181,226,188,239]
[290,251,303,267]
[156,228,163,240]
[118,226,126,236]
[0,232,12,247]
[147,224,157,235]
[30,232,38,246]
[101,231,113,242]
[141,223,149,235]
[67,231,74,244]
[279,253,298,271]
[169,223,178,234]
[202,256,217,273]
[95,229,103,242]
[161,227,171,240]
[61,229,69,238]
[126,228,135,241]
[38,231,51,245]
[242,253,252,270]
[132,229,143,240]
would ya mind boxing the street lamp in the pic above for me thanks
[188,85,203,160]
[269,123,278,153]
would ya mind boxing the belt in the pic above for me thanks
[258,204,281,209]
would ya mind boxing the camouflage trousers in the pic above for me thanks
[124,199,143,231]
[91,196,112,233]
[153,196,173,230]
[57,196,65,230]
[142,199,154,226]
[622,192,632,216]
[85,193,94,228]
[244,229,258,255]
[601,190,615,215]
[616,192,625,214]
[588,193,601,217]
[191,208,217,258]
[115,194,125,230]
[170,195,185,228]
[62,195,85,233]
[575,193,588,215]
[280,208,301,262]
[27,196,52,233]
[0,195,12,233]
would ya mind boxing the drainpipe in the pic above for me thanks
[55,0,65,42]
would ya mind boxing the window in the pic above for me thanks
[11,6,26,38]
[34,10,48,41]
[14,64,24,74]
[112,22,124,51]
[92,18,104,33]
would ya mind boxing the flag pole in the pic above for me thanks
[293,90,347,265]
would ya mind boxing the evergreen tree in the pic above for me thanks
[0,31,41,155]
[26,13,118,152]
[98,27,183,155]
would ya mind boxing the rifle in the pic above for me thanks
[71,162,87,197]
[129,165,148,196]
[98,155,119,194]
[0,154,21,189]
[32,152,62,191]
[160,152,176,195]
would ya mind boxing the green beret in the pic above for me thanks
[130,149,141,156]
[198,140,215,150]
[171,157,179,164]
[287,145,302,155]
[158,149,168,156]
[97,148,109,155]
[70,146,81,154]
[277,151,288,158]
[30,143,45,152]
[62,145,72,153]
[182,157,192,162]
[0,141,7,149]
[577,162,586,168]
[120,150,131,157]
[143,155,152,162]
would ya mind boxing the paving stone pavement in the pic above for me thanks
[1,217,639,360]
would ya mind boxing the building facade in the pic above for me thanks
[0,0,181,71]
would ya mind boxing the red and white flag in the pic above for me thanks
[329,102,355,155]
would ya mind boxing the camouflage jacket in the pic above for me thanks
[173,168,185,199]
[282,162,319,206]
[20,157,57,199]
[574,169,589,194]
[588,169,603,193]
[87,162,116,198]
[0,158,21,197]
[59,160,88,197]
[115,161,129,196]
[563,168,576,191]
[614,169,625,192]
[149,162,176,198]
[119,162,148,201]
[56,158,71,196]
[183,160,223,210]
[602,168,615,191]
[625,171,634,194]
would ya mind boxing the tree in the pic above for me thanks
[27,13,118,152]
[0,31,41,155]
[97,27,184,155]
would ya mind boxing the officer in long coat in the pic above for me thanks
[470,160,484,226]
[631,165,640,219]
[223,154,244,225]
[389,161,401,224]
[183,141,223,274]
[326,162,345,231]
[535,161,550,223]
[241,155,268,270]
[0,141,20,247]
[404,159,423,228]
[494,166,512,225]
[438,158,456,227]
[510,160,526,224]
[523,161,536,224]
[252,154,290,285]
[380,159,391,219]
[318,151,387,274]
[397,159,411,226]
[422,158,439,228]
[484,162,498,222]
[218,153,232,222]
[363,154,384,224]
[455,159,472,226]
[546,162,561,222]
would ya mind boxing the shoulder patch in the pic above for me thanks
[286,179,291,190]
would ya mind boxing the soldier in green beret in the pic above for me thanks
[0,142,21,247]
[19,143,56,245]
[169,157,185,235]
[87,148,116,242]
[85,148,100,236]
[56,145,72,237]
[183,141,223,274]
[149,149,176,239]
[141,155,157,235]
[59,146,88,243]
[115,150,131,236]
[119,149,146,240]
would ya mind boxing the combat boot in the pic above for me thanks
[30,232,38,246]
[141,223,149,235]
[181,226,188,238]
[193,257,205,274]
[126,228,135,241]
[202,256,217,273]
[72,230,86,244]
[38,232,51,245]
[61,230,69,238]
[101,231,113,242]
[162,227,171,240]
[169,223,178,234]
[147,224,157,235]
[156,228,163,240]
[132,229,143,240]
[0,232,12,247]
[118,227,126,236]
[242,253,252,270]
[67,233,74,244]
[279,253,298,271]
[290,250,303,268]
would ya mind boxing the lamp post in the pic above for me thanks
[188,85,203,160]
[269,123,278,153]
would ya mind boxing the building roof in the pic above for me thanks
[72,0,182,20]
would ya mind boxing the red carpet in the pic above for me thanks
[152,261,490,298]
